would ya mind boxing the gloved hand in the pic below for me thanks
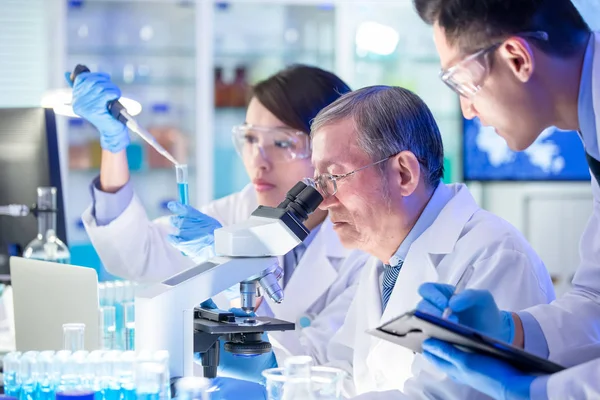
[65,71,130,153]
[422,338,536,400]
[167,201,222,263]
[209,377,267,400]
[417,283,515,343]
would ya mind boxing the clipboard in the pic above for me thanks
[367,310,565,374]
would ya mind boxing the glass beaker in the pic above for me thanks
[135,361,164,400]
[262,361,347,400]
[174,377,211,400]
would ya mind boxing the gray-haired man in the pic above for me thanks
[308,86,554,399]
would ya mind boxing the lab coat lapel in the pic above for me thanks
[266,218,347,323]
[364,184,480,391]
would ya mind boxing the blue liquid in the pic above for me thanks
[103,387,121,400]
[125,327,135,350]
[121,387,136,400]
[178,182,189,205]
[136,393,159,400]
[38,386,55,400]
[20,383,37,400]
[5,385,20,399]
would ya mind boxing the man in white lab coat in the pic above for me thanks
[305,86,555,399]
[412,0,600,398]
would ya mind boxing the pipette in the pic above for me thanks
[70,65,179,166]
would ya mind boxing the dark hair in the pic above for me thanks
[251,64,351,133]
[312,86,444,188]
[413,0,591,56]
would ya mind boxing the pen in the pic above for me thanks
[442,265,475,319]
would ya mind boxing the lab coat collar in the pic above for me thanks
[263,217,350,322]
[413,183,480,255]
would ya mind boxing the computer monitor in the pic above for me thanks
[463,117,591,181]
[0,108,67,277]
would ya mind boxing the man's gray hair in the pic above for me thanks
[311,86,444,187]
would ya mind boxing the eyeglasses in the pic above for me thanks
[303,156,393,199]
[232,124,310,164]
[440,31,549,99]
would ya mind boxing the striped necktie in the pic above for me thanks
[381,260,403,311]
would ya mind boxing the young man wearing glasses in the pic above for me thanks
[412,0,600,398]
[307,85,555,399]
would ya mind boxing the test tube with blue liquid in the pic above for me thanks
[19,351,39,400]
[37,351,56,400]
[176,164,189,206]
[3,351,22,398]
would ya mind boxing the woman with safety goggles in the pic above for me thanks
[73,64,370,384]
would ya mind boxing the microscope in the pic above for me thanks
[135,181,323,382]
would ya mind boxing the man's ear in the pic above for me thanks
[498,37,536,83]
[389,151,421,197]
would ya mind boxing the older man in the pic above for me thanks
[307,86,555,399]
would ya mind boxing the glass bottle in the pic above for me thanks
[22,187,70,263]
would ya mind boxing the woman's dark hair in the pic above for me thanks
[251,64,352,133]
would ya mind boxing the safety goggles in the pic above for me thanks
[303,156,393,199]
[231,124,311,164]
[439,31,549,99]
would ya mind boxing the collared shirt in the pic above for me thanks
[378,182,454,290]
[528,33,596,400]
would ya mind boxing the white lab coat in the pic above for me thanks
[324,183,555,399]
[82,184,367,365]
[526,32,600,400]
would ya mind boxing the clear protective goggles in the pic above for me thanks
[439,31,548,99]
[231,124,311,164]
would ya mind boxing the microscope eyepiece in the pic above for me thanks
[277,181,308,209]
[285,186,323,222]
[295,186,324,215]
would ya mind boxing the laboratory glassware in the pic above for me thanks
[22,187,70,263]
[176,164,189,205]
[63,323,85,352]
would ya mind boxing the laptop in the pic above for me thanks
[10,257,100,351]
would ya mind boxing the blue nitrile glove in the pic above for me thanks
[417,283,515,343]
[167,201,222,263]
[65,71,130,153]
[209,377,267,400]
[422,338,536,400]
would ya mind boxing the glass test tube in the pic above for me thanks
[37,351,56,400]
[3,351,22,398]
[100,306,117,350]
[123,301,135,351]
[114,281,125,350]
[63,323,85,352]
[20,351,39,400]
[176,164,189,205]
